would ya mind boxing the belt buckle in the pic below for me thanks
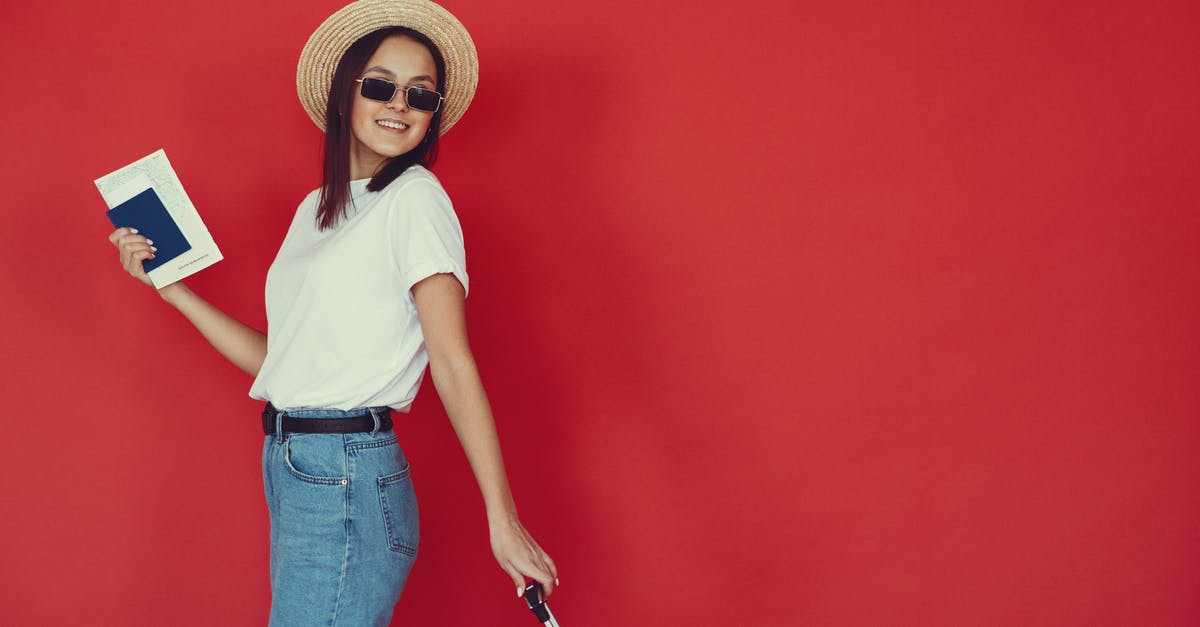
[262,403,276,435]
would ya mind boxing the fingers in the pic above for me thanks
[114,231,153,253]
[109,228,156,287]
[125,249,154,271]
[493,519,559,599]
[111,229,157,259]
[530,551,556,598]
[108,224,131,243]
[108,227,139,246]
[121,240,156,268]
[504,565,525,599]
[511,545,556,598]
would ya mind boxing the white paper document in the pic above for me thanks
[95,149,223,288]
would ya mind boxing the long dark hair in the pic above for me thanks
[315,26,446,230]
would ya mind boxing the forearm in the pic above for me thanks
[429,356,519,522]
[411,275,557,593]
[159,282,267,377]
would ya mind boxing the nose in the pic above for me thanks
[386,88,408,112]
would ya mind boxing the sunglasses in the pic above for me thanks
[355,77,444,113]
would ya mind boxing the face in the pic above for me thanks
[348,35,439,179]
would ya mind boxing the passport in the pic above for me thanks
[105,188,192,273]
[96,149,223,288]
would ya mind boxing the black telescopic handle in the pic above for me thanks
[523,583,551,623]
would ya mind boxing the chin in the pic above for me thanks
[379,141,422,159]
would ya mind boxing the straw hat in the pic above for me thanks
[297,0,478,135]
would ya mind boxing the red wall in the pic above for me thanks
[2,0,1197,624]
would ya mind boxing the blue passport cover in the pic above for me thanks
[105,188,192,273]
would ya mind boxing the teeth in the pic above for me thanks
[376,120,408,130]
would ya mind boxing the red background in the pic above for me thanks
[2,0,1198,624]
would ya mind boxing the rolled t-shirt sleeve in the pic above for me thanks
[387,177,469,297]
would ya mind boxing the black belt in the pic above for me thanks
[262,402,393,435]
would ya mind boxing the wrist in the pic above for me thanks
[158,281,190,305]
[486,502,519,528]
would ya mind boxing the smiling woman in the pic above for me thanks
[104,0,558,624]
[319,26,447,230]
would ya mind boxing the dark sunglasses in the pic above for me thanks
[355,77,444,113]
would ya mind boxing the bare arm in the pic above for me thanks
[158,283,267,376]
[412,273,559,598]
[109,227,267,377]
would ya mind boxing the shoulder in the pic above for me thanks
[380,165,446,196]
[298,186,322,209]
[376,166,455,214]
[287,187,323,227]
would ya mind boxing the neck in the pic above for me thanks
[349,147,386,181]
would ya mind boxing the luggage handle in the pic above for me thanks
[523,582,561,627]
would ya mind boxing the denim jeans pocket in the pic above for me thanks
[378,464,419,556]
[283,435,348,486]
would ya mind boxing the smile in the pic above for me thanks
[376,120,409,130]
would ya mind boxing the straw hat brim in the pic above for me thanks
[296,0,478,135]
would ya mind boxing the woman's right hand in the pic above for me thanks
[108,227,156,287]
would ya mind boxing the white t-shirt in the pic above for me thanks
[249,166,468,411]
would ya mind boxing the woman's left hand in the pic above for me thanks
[490,514,558,599]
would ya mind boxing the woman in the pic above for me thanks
[106,0,558,624]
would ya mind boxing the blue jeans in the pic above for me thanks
[262,407,419,626]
